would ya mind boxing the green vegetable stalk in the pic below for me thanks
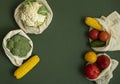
[38,6,48,16]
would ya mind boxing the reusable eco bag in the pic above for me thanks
[91,11,120,51]
[89,53,118,84]
[14,0,53,34]
[3,29,33,66]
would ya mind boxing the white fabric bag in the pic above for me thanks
[3,29,33,66]
[91,11,120,51]
[14,0,53,34]
[89,53,119,84]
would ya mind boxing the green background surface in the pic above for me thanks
[0,0,120,84]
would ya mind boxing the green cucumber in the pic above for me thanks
[90,40,106,47]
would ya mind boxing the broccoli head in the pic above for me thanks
[7,34,31,57]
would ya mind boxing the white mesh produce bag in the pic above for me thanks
[14,0,53,34]
[88,53,119,84]
[91,11,120,51]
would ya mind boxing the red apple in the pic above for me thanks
[97,55,110,69]
[84,64,100,79]
[89,29,99,40]
[99,31,110,42]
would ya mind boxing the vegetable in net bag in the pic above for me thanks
[91,11,120,51]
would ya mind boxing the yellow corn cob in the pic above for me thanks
[14,55,40,79]
[85,17,103,31]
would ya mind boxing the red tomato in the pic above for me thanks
[89,29,99,40]
[99,31,110,42]
[97,55,110,69]
[84,64,100,79]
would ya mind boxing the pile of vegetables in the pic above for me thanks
[84,51,110,79]
[85,17,110,47]
[82,16,119,84]
[2,0,53,80]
